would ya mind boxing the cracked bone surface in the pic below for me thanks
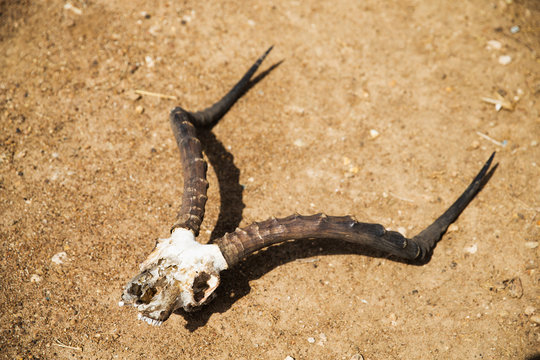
[120,228,228,323]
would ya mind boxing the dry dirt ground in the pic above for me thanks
[1,0,540,359]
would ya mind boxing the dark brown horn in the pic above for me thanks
[169,47,273,236]
[190,46,274,128]
[215,153,496,267]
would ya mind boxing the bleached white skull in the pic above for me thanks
[119,228,228,325]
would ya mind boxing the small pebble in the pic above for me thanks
[510,25,520,34]
[471,140,480,149]
[350,355,364,360]
[14,151,26,159]
[498,55,512,65]
[126,91,142,101]
[51,251,68,264]
[506,277,523,299]
[318,332,327,345]
[530,315,540,325]
[30,274,42,283]
[369,129,380,139]
[64,2,82,15]
[464,244,478,254]
[525,241,538,249]
[524,306,536,316]
[285,105,305,115]
[285,356,295,360]
[486,40,502,50]
[145,55,155,67]
[307,337,315,344]
[247,19,256,27]
[181,15,192,24]
[148,24,161,36]
[448,224,459,232]
[531,140,538,147]
[293,139,304,147]
[135,105,144,114]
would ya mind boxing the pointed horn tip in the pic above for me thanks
[261,45,274,59]
[487,151,496,164]
[480,151,496,175]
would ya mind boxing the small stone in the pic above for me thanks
[464,244,478,254]
[369,129,380,139]
[64,2,82,15]
[135,105,144,114]
[448,224,459,232]
[51,251,68,264]
[471,140,480,149]
[307,337,315,344]
[498,55,512,65]
[505,277,523,299]
[285,105,305,115]
[293,139,304,147]
[285,356,295,360]
[145,55,154,67]
[524,306,536,316]
[148,24,161,36]
[531,140,538,147]
[350,355,364,360]
[525,241,538,249]
[530,315,540,325]
[510,25,520,34]
[318,332,327,345]
[14,150,26,160]
[247,19,256,27]
[486,40,502,50]
[30,274,42,283]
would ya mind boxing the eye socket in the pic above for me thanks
[128,283,142,297]
[192,272,211,303]
[138,287,157,304]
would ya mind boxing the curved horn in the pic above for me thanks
[216,153,496,267]
[169,46,274,236]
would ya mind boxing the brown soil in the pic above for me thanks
[1,0,539,359]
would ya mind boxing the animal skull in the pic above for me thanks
[119,228,228,325]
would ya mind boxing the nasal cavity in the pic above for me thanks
[192,272,211,303]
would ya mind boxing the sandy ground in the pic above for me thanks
[1,0,539,359]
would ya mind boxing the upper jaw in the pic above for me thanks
[120,228,229,325]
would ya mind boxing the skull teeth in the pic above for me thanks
[137,313,163,326]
